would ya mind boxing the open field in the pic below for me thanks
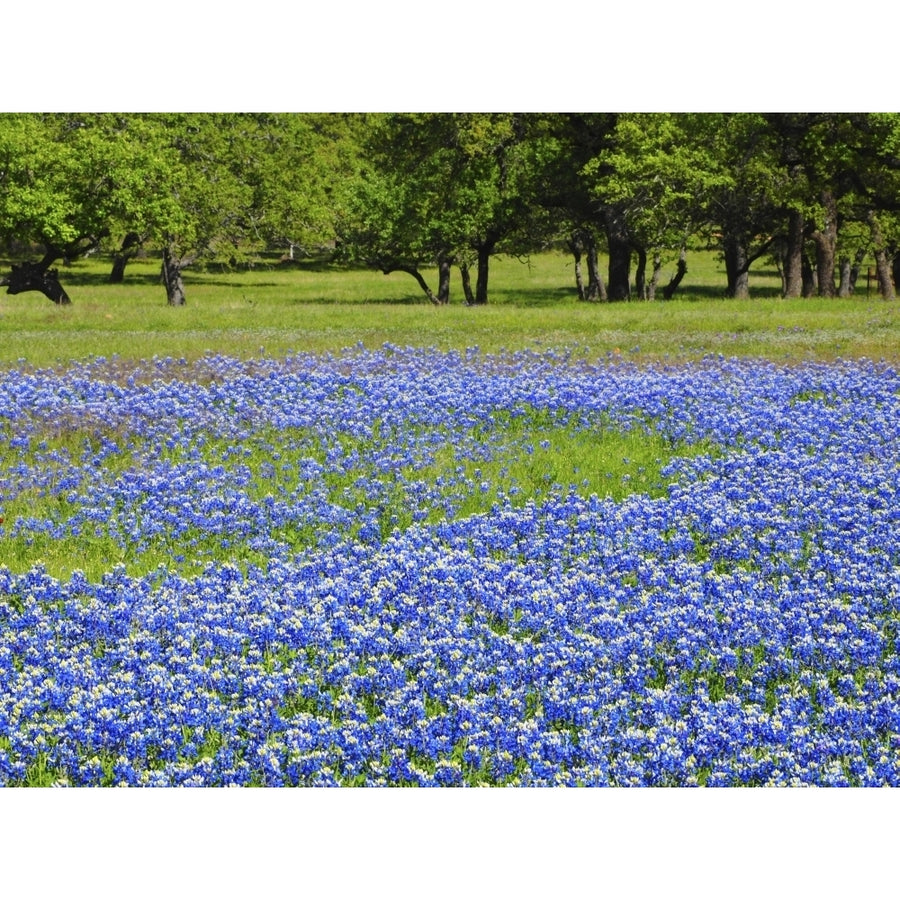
[0,252,898,787]
[1,251,898,366]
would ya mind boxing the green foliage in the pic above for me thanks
[0,381,713,581]
[0,113,360,305]
[685,114,785,255]
[0,114,123,259]
[2,250,897,366]
[4,113,900,305]
[582,113,713,258]
[338,113,457,271]
[337,114,554,301]
[120,113,269,265]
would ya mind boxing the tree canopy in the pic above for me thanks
[2,112,900,304]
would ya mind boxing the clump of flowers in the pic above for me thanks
[0,348,897,786]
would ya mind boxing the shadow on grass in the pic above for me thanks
[0,261,159,290]
[286,294,428,306]
[488,287,578,306]
[263,259,357,274]
[4,257,785,305]
[61,271,163,288]
[185,279,283,288]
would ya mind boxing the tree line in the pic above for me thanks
[2,113,899,306]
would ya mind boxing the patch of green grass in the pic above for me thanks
[20,752,70,787]
[448,414,712,512]
[1,251,897,367]
[0,396,711,581]
[0,243,888,583]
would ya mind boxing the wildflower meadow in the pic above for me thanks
[1,345,898,786]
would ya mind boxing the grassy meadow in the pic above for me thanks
[1,248,899,788]
[1,250,898,366]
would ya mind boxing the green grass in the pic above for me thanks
[0,247,895,581]
[0,250,897,367]
[0,400,711,581]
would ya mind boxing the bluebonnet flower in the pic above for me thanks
[0,351,898,784]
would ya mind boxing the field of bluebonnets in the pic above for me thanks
[1,342,899,787]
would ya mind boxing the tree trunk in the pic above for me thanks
[573,248,585,300]
[646,252,662,301]
[583,229,606,301]
[811,235,836,297]
[635,247,647,300]
[109,232,141,284]
[473,240,494,305]
[110,256,129,285]
[783,210,804,298]
[605,216,631,301]
[459,262,475,305]
[837,247,864,297]
[837,256,853,298]
[662,248,687,300]
[723,236,750,299]
[801,250,817,297]
[892,252,900,297]
[161,246,187,306]
[382,263,440,305]
[874,249,895,300]
[868,211,896,300]
[568,232,586,301]
[436,256,452,305]
[0,260,71,304]
[849,247,865,294]
[810,190,837,297]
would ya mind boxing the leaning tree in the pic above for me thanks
[336,113,461,304]
[0,114,123,303]
[338,113,551,305]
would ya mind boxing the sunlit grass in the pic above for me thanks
[1,251,897,367]
[0,400,714,581]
